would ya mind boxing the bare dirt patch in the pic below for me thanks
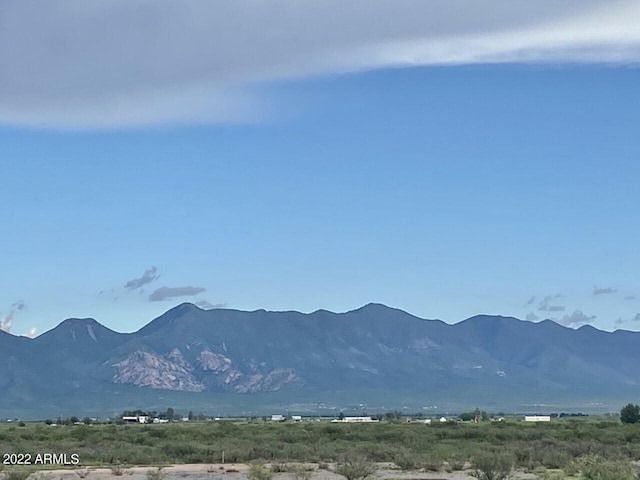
[1,463,539,480]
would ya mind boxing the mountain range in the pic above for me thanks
[2,303,639,418]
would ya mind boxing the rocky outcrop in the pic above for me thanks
[197,348,243,385]
[112,347,298,394]
[112,349,204,391]
[233,368,298,393]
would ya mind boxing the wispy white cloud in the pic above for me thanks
[1,0,639,129]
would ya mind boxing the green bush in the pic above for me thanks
[110,464,127,476]
[421,456,442,472]
[393,452,420,470]
[335,458,376,480]
[270,463,288,473]
[539,471,565,480]
[247,462,273,480]
[1,417,640,470]
[292,464,313,480]
[579,455,638,480]
[470,452,513,480]
[447,456,466,471]
[3,471,32,480]
[620,404,640,424]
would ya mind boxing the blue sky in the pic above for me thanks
[1,1,639,335]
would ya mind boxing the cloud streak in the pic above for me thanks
[593,286,617,295]
[1,0,639,128]
[149,286,206,302]
[124,266,160,290]
[537,294,565,312]
[12,300,26,311]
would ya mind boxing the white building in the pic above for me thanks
[331,416,378,423]
[122,415,148,424]
[271,414,285,422]
[524,415,551,422]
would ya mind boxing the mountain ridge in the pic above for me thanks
[5,302,632,339]
[2,302,640,417]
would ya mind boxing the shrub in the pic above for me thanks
[3,471,31,480]
[447,457,465,471]
[422,457,442,472]
[620,404,640,424]
[393,452,420,470]
[146,468,165,480]
[579,455,638,480]
[470,453,513,480]
[539,471,565,480]
[110,465,126,476]
[335,458,376,480]
[536,448,571,470]
[247,463,273,480]
[31,473,52,480]
[271,463,288,473]
[292,465,313,480]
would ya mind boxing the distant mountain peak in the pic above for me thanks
[135,302,206,335]
[57,317,102,328]
[51,317,118,336]
[35,316,122,346]
[349,303,398,314]
[167,302,203,315]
